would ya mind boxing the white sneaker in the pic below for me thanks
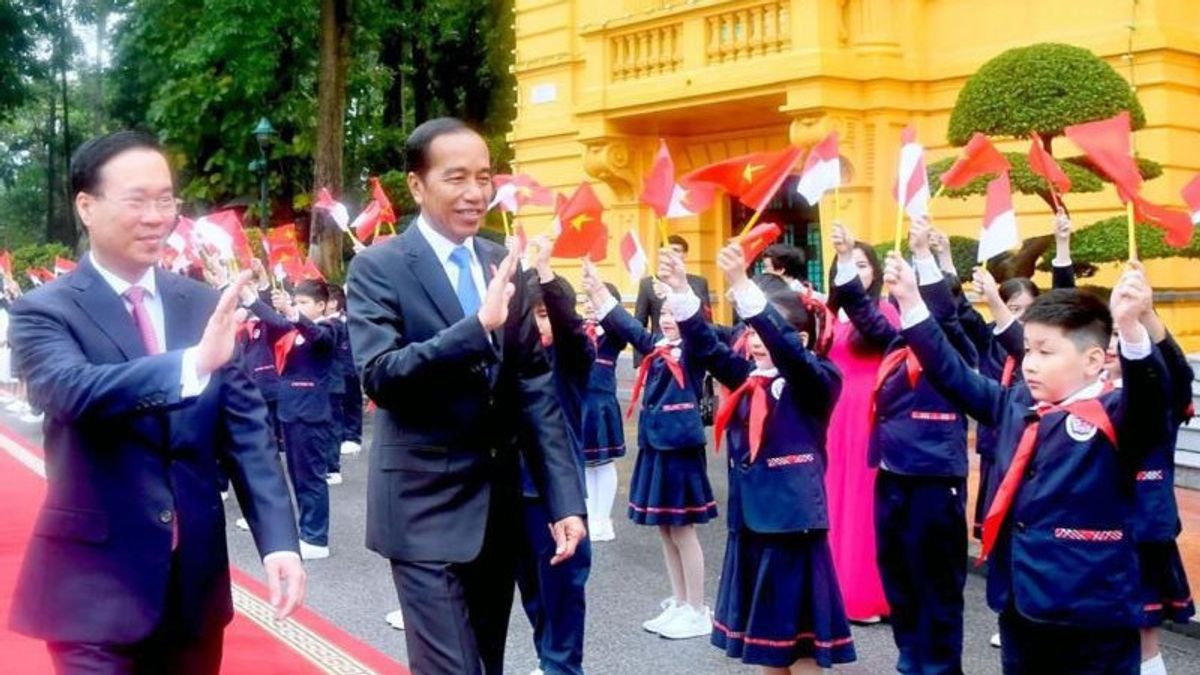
[19,411,42,424]
[989,632,1001,648]
[234,517,250,531]
[5,400,23,412]
[340,440,361,455]
[220,491,229,502]
[529,669,544,675]
[299,541,330,560]
[326,472,343,485]
[384,608,405,630]
[657,604,712,640]
[642,598,681,633]
[591,519,615,542]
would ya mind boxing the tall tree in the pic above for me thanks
[311,0,352,276]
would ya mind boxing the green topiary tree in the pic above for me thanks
[1037,216,1200,279]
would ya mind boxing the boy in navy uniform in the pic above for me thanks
[327,285,364,457]
[886,252,1172,674]
[243,280,338,560]
[830,221,977,675]
[515,237,593,675]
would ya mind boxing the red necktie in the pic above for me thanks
[123,286,161,355]
[626,345,686,419]
[274,330,300,374]
[713,374,771,462]
[978,393,1117,564]
[1000,355,1017,387]
[867,347,922,428]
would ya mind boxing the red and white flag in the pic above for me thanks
[28,267,54,286]
[163,216,197,272]
[641,140,716,219]
[893,126,930,221]
[796,132,841,205]
[619,230,647,280]
[940,133,1010,190]
[350,201,384,244]
[1183,174,1200,225]
[978,172,1019,263]
[489,174,555,213]
[192,210,252,267]
[54,256,77,277]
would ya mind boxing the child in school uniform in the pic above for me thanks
[243,280,338,560]
[668,243,856,673]
[887,252,1173,674]
[830,221,978,675]
[326,285,364,458]
[579,282,628,543]
[583,259,716,640]
[321,286,351,486]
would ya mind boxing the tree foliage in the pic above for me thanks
[926,153,1162,200]
[1038,216,1200,274]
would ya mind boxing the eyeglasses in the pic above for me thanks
[98,194,181,216]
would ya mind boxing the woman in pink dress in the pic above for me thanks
[823,241,893,622]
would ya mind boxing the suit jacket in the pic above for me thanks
[346,224,587,563]
[634,273,711,336]
[6,256,298,645]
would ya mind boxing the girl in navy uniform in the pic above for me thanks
[583,260,716,640]
[888,254,1173,675]
[670,243,856,673]
[580,282,628,543]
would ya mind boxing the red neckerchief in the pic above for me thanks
[626,344,686,419]
[713,373,772,462]
[867,347,922,428]
[1000,355,1017,387]
[977,382,1117,564]
[273,330,300,374]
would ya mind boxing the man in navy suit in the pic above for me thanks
[6,131,305,674]
[346,117,588,675]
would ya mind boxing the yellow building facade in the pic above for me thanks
[508,0,1200,349]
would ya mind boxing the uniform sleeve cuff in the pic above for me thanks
[913,255,942,287]
[992,317,1016,335]
[596,296,619,321]
[730,281,768,319]
[1119,326,1152,360]
[180,347,212,399]
[263,550,302,565]
[901,302,932,329]
[665,290,702,322]
[834,260,858,286]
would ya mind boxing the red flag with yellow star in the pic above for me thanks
[681,146,803,212]
[551,182,607,259]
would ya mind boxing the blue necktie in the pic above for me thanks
[449,245,481,316]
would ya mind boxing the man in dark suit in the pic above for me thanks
[633,234,712,339]
[7,131,305,674]
[346,118,587,675]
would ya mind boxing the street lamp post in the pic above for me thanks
[250,117,276,229]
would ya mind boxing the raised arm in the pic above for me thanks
[582,260,660,356]
[830,222,901,349]
[1051,211,1076,289]
[1110,266,1171,456]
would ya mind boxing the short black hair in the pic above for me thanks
[70,130,164,197]
[666,234,689,253]
[294,279,329,303]
[999,277,1040,304]
[764,244,806,279]
[405,117,476,177]
[326,284,346,308]
[1022,289,1112,351]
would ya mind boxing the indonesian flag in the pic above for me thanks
[192,210,252,267]
[682,145,803,213]
[641,140,716,218]
[28,267,54,286]
[940,133,1010,190]
[1064,111,1141,202]
[893,126,930,221]
[489,174,555,213]
[551,182,608,259]
[370,177,397,224]
[795,132,841,205]
[1182,174,1200,225]
[1131,194,1194,248]
[54,256,77,277]
[0,249,12,279]
[163,216,198,272]
[314,187,362,250]
[1028,135,1072,195]
[977,172,1019,263]
[739,223,783,262]
[619,230,647,280]
[350,201,384,244]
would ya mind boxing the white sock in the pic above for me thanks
[595,461,618,523]
[584,467,599,519]
[1141,653,1167,675]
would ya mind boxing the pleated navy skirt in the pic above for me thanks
[581,393,626,464]
[711,529,856,668]
[1136,540,1195,627]
[627,444,717,526]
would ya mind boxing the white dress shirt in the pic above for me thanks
[415,214,487,307]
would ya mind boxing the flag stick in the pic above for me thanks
[832,183,840,224]
[501,211,513,238]
[1126,200,1138,261]
[657,217,669,247]
[893,206,905,254]
[933,184,946,200]
[388,221,397,236]
[736,208,764,239]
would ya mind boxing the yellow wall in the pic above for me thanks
[509,0,1200,349]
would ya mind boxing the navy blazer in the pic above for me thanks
[601,302,707,451]
[902,315,1171,628]
[7,256,297,644]
[682,305,841,533]
[240,317,282,402]
[346,224,586,563]
[839,276,973,477]
[249,300,335,423]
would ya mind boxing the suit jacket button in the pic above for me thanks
[489,448,498,459]
[159,510,174,524]
[1015,521,1026,532]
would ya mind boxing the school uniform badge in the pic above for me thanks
[770,378,785,400]
[1065,413,1098,442]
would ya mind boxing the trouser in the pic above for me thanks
[282,420,332,546]
[390,488,520,675]
[998,609,1138,674]
[516,496,591,675]
[327,394,344,473]
[341,375,363,443]
[875,470,967,675]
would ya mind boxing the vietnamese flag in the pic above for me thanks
[682,145,803,213]
[0,249,11,279]
[370,177,397,224]
[1028,135,1072,196]
[302,259,326,281]
[551,183,607,259]
[1131,194,1194,248]
[1182,174,1200,225]
[739,223,783,263]
[940,133,1011,190]
[265,223,300,256]
[1064,111,1141,202]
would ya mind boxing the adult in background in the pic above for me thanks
[634,234,712,338]
[761,243,809,292]
[346,117,587,675]
[7,130,304,674]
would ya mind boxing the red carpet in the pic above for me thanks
[0,422,407,674]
